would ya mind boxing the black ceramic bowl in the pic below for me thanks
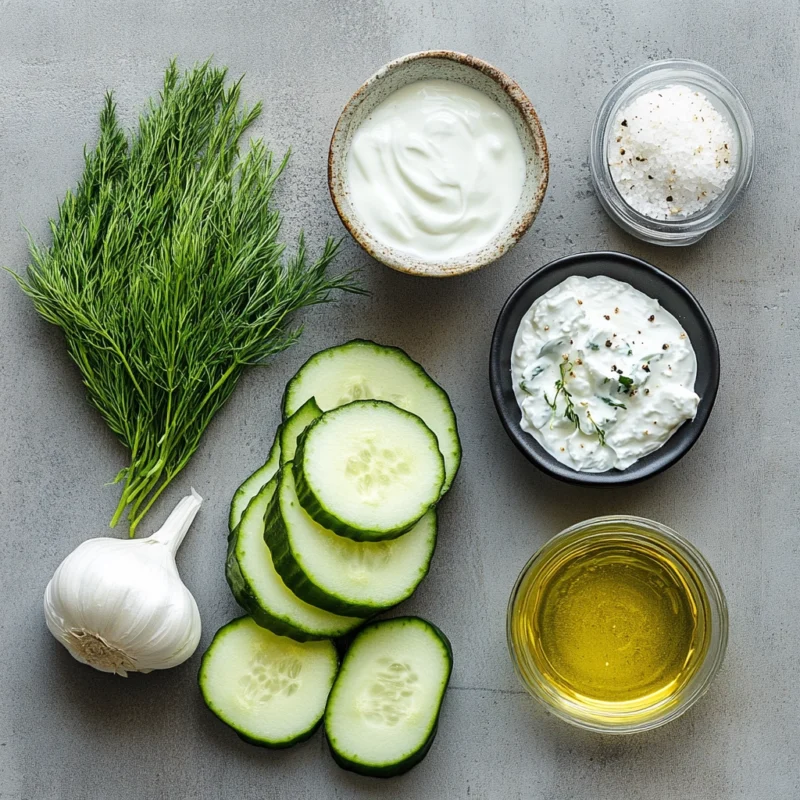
[489,252,720,486]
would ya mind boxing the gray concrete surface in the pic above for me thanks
[0,1,797,798]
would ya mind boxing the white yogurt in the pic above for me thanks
[511,275,700,472]
[346,79,526,260]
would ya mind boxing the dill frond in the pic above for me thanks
[13,60,364,535]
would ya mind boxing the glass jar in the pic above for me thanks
[589,59,755,246]
[507,515,728,733]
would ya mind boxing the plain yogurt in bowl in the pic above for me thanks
[346,79,526,261]
[328,51,549,277]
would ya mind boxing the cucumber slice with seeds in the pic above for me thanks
[325,616,453,777]
[282,340,461,494]
[294,401,444,541]
[228,430,281,532]
[226,479,363,641]
[279,397,322,467]
[199,616,338,748]
[264,465,437,617]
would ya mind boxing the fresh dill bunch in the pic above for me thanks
[13,60,364,535]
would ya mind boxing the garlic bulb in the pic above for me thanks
[44,490,203,676]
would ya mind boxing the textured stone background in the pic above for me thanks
[1,1,797,798]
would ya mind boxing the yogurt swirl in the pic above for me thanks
[346,79,526,260]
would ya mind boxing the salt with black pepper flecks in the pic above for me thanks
[607,85,737,220]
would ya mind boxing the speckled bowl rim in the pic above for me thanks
[328,50,550,278]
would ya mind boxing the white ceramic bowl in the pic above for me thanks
[328,51,549,278]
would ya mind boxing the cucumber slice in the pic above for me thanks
[279,397,322,467]
[294,401,444,541]
[227,396,321,533]
[228,430,281,532]
[282,340,461,494]
[226,479,364,641]
[264,465,437,617]
[199,616,338,748]
[325,617,453,777]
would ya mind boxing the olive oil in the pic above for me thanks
[510,523,713,726]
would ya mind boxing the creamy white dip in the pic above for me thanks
[511,275,700,472]
[346,79,525,260]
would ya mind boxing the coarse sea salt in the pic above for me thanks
[608,85,736,220]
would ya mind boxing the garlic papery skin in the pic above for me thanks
[44,490,203,677]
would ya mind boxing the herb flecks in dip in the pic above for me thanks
[511,275,699,473]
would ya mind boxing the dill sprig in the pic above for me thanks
[12,60,364,535]
[544,359,577,421]
[545,357,607,446]
[586,410,606,446]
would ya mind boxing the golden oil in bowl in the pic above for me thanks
[507,516,728,733]
[524,536,707,708]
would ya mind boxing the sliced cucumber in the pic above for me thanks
[228,430,281,532]
[282,340,461,494]
[199,616,338,748]
[227,397,320,533]
[264,465,437,617]
[279,397,322,467]
[294,401,444,541]
[226,479,364,641]
[325,617,453,777]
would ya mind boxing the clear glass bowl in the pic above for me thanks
[590,59,755,246]
[507,515,728,734]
